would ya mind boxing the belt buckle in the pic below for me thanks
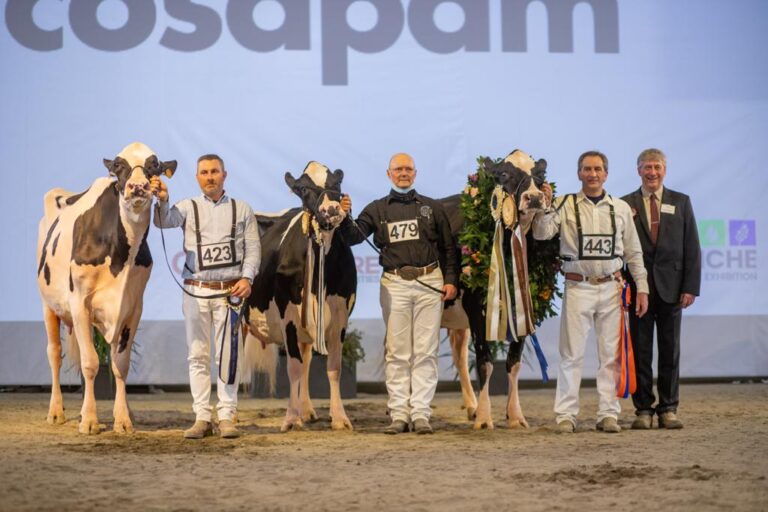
[398,266,420,281]
[587,275,601,285]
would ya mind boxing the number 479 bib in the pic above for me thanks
[387,219,420,243]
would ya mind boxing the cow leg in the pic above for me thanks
[505,341,528,428]
[111,326,136,434]
[298,342,318,423]
[43,306,66,425]
[506,363,529,428]
[474,361,494,430]
[327,325,352,431]
[463,288,494,430]
[72,308,100,434]
[449,328,477,420]
[281,321,304,432]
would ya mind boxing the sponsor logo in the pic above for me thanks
[356,255,382,284]
[5,0,619,85]
[700,219,757,282]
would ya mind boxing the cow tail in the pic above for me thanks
[243,329,278,395]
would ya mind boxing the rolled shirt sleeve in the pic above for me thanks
[153,199,186,229]
[618,200,649,294]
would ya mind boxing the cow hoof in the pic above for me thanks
[78,420,101,435]
[331,418,353,431]
[113,420,135,434]
[506,418,529,429]
[280,419,304,433]
[301,409,318,423]
[46,412,66,425]
[466,407,477,421]
[506,411,529,429]
[473,420,495,430]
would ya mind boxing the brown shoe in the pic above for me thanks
[218,419,241,438]
[631,414,653,430]
[596,417,621,433]
[383,419,410,435]
[556,420,575,433]
[658,411,683,429]
[183,420,213,439]
[413,418,434,435]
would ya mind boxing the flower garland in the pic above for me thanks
[458,156,561,329]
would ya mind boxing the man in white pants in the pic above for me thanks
[339,153,458,434]
[151,154,260,439]
[533,151,648,433]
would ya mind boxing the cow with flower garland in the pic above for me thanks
[440,150,561,429]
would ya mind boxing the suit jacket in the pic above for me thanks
[622,187,701,304]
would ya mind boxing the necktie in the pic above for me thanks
[650,194,659,245]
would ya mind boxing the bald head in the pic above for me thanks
[387,153,417,189]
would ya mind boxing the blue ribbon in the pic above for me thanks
[218,305,241,385]
[529,333,549,383]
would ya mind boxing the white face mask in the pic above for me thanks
[392,185,414,194]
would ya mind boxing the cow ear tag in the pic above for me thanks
[162,160,178,179]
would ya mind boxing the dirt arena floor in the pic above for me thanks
[0,383,766,512]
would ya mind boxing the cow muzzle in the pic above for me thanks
[125,181,152,209]
[316,199,345,230]
[520,190,548,212]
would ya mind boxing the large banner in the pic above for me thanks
[2,1,766,379]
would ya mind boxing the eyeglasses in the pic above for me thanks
[390,166,415,173]
[580,167,605,174]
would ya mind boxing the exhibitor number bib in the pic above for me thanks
[191,199,242,271]
[200,241,235,266]
[387,219,419,243]
[580,234,614,258]
[571,194,618,261]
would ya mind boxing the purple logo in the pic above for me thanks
[729,220,756,246]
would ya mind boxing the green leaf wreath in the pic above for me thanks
[458,156,562,331]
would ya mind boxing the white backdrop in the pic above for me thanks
[1,0,766,383]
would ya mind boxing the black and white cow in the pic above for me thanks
[440,149,549,429]
[245,162,356,432]
[36,142,176,434]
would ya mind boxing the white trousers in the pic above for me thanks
[555,279,622,425]
[182,285,239,422]
[380,269,444,422]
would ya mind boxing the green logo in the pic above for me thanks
[699,220,726,247]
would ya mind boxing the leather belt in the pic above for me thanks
[386,261,439,281]
[184,279,240,290]
[564,271,622,285]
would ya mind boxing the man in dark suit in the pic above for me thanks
[622,148,701,429]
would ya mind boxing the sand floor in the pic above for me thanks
[0,383,766,512]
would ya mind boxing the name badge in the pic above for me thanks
[580,234,614,258]
[387,219,420,243]
[661,204,676,214]
[200,241,235,266]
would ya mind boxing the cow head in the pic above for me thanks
[487,149,549,213]
[285,162,345,231]
[103,142,177,211]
